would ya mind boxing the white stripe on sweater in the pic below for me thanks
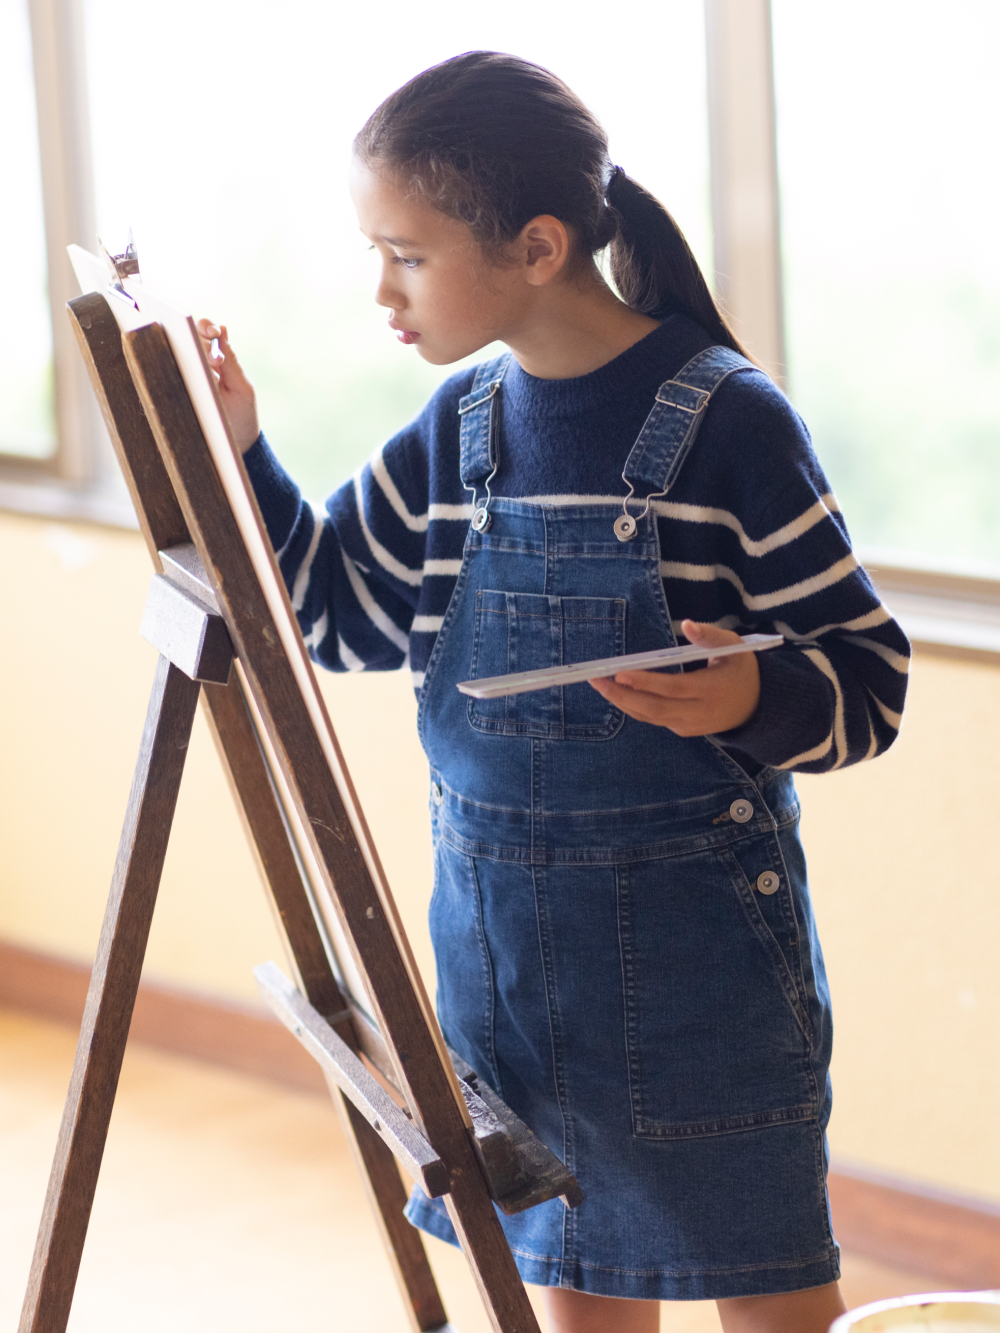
[772,605,891,642]
[412,615,445,632]
[337,635,366,672]
[509,493,841,560]
[370,452,427,532]
[291,502,326,612]
[353,474,424,587]
[304,609,328,652]
[802,646,848,769]
[660,552,859,612]
[866,687,904,731]
[429,502,475,520]
[778,730,833,770]
[654,495,841,556]
[518,493,623,506]
[340,548,410,653]
[369,453,474,529]
[841,634,911,674]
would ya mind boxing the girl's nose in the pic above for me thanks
[374,265,403,311]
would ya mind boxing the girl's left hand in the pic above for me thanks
[195,319,260,454]
[588,619,761,736]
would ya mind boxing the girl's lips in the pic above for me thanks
[389,320,420,344]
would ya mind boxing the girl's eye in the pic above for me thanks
[392,256,422,270]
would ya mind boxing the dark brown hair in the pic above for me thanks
[354,50,746,354]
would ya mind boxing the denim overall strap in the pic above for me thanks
[458,353,513,493]
[620,345,754,511]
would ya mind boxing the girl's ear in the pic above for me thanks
[519,215,572,286]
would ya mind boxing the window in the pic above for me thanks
[0,0,56,462]
[772,0,1000,569]
[11,0,1000,654]
[82,0,710,500]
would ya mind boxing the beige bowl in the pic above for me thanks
[830,1292,1000,1332]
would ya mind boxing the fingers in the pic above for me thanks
[588,635,761,734]
[680,618,741,648]
[589,676,710,734]
[605,668,702,698]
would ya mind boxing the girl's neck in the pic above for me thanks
[505,262,660,381]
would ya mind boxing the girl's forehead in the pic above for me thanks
[349,160,468,246]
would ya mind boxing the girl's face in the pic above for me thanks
[350,161,528,365]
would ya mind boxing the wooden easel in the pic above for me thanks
[18,276,579,1333]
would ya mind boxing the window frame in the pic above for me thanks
[0,0,134,526]
[703,0,1000,663]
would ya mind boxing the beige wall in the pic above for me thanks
[2,510,997,1204]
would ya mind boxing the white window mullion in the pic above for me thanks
[704,0,786,388]
[28,0,104,485]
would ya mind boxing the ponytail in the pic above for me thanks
[606,167,748,356]
[357,53,748,357]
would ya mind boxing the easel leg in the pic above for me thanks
[445,1174,542,1333]
[337,1099,451,1331]
[201,675,450,1332]
[19,657,201,1333]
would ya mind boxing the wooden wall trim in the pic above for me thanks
[828,1162,1000,1291]
[0,939,324,1094]
[3,939,1000,1287]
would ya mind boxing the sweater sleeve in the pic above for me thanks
[242,367,474,675]
[662,370,910,774]
[243,428,428,674]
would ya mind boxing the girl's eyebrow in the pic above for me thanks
[370,232,421,247]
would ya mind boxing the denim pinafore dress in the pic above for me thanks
[406,348,840,1302]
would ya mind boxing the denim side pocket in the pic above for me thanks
[467,589,626,740]
[618,839,817,1140]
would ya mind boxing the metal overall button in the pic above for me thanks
[613,513,637,542]
[471,507,491,533]
[756,871,780,895]
[432,782,443,806]
[730,798,753,823]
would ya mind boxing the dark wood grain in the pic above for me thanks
[66,295,187,568]
[199,672,346,1018]
[123,319,541,1333]
[336,1099,451,1332]
[256,962,449,1199]
[19,657,200,1333]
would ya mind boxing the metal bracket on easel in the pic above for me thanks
[99,229,141,306]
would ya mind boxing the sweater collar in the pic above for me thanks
[501,316,689,420]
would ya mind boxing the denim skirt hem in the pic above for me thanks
[404,1189,841,1302]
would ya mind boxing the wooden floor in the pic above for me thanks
[0,1010,942,1332]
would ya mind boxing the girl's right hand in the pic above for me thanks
[195,318,260,454]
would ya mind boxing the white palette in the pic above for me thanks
[457,632,783,699]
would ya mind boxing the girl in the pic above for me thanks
[200,52,909,1333]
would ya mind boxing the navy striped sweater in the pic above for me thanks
[246,315,909,773]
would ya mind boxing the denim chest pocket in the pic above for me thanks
[467,589,626,740]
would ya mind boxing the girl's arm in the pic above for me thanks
[195,320,429,672]
[598,370,910,773]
